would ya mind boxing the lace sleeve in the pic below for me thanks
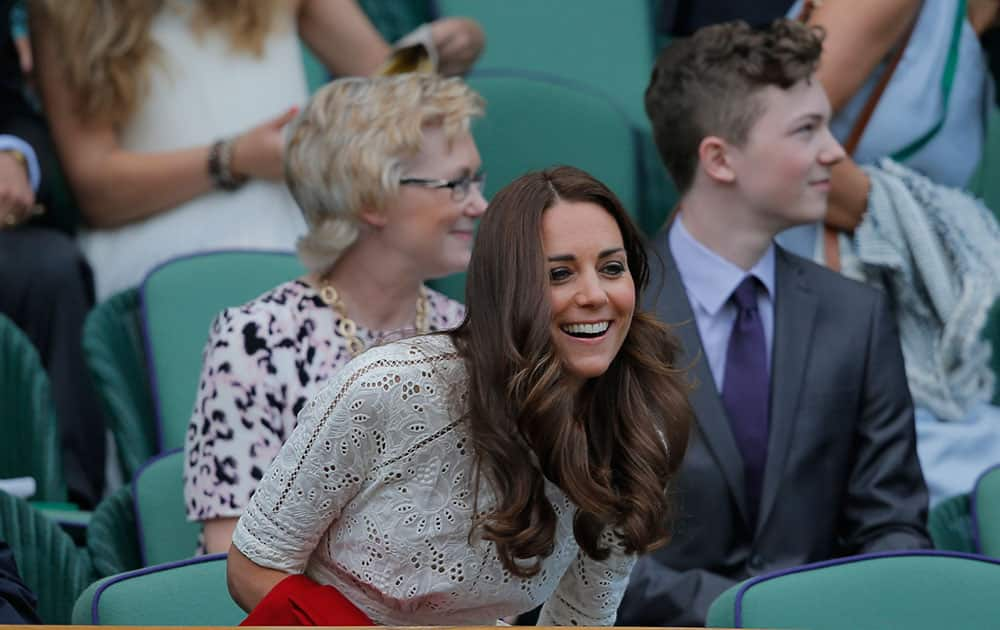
[536,529,636,626]
[231,350,389,573]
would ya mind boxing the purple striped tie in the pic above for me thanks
[722,276,769,525]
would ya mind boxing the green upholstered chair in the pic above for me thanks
[928,493,976,553]
[86,485,142,579]
[428,70,640,301]
[140,250,305,452]
[72,554,244,626]
[133,449,199,566]
[0,314,67,503]
[707,551,1000,630]
[82,288,157,482]
[968,107,1000,403]
[973,464,1000,557]
[432,0,656,127]
[968,107,1000,223]
[0,491,94,623]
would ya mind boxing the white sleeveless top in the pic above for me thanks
[79,2,309,299]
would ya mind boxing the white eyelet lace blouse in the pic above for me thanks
[232,334,635,626]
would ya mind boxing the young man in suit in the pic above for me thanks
[616,19,931,627]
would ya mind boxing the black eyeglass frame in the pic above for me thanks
[399,171,487,202]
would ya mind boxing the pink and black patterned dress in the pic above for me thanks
[183,279,464,540]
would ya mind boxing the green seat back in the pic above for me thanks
[983,299,1000,405]
[0,491,94,623]
[300,44,327,94]
[0,314,67,502]
[928,493,975,552]
[433,0,656,127]
[968,107,1000,403]
[707,551,1000,629]
[429,71,640,301]
[134,449,198,566]
[82,288,157,482]
[141,251,305,452]
[973,464,1000,557]
[86,485,142,579]
[968,107,1000,223]
[72,554,244,626]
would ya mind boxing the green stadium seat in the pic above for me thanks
[0,314,66,503]
[133,449,198,566]
[429,70,641,300]
[707,551,1000,629]
[72,554,243,625]
[973,464,1000,557]
[928,493,975,553]
[432,0,656,127]
[82,288,157,482]
[0,491,94,623]
[85,485,142,579]
[140,250,304,452]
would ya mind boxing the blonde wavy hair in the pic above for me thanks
[284,74,484,273]
[31,0,284,126]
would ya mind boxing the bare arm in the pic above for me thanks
[297,0,484,77]
[31,22,296,229]
[227,544,290,612]
[805,0,920,232]
[297,0,392,77]
[203,518,239,555]
[808,0,921,113]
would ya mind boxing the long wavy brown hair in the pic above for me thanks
[451,166,692,577]
[31,0,284,126]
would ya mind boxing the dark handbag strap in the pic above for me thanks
[799,0,917,271]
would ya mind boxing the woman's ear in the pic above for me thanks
[358,205,388,228]
[697,135,736,185]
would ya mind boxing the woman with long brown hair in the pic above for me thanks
[227,166,691,625]
[30,0,483,299]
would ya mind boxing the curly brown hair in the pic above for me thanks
[450,166,692,577]
[645,18,824,192]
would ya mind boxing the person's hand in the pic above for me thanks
[0,152,39,229]
[229,106,300,181]
[429,18,485,76]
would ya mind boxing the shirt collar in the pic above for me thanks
[669,214,776,316]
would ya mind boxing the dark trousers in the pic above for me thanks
[0,227,104,507]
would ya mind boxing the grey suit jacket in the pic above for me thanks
[616,230,931,627]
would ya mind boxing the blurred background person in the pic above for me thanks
[30,0,483,299]
[2,0,104,507]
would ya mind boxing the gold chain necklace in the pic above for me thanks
[318,281,430,357]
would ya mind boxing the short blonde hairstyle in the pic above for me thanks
[285,74,485,273]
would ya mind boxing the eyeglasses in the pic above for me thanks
[399,171,487,202]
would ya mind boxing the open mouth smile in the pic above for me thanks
[560,321,611,339]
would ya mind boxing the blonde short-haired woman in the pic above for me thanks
[184,73,486,554]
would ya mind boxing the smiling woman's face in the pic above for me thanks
[542,199,635,382]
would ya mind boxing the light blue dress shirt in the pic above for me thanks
[669,215,776,391]
[0,134,40,192]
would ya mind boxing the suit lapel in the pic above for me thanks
[756,248,818,532]
[647,230,749,523]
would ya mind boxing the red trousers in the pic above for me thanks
[241,574,375,626]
